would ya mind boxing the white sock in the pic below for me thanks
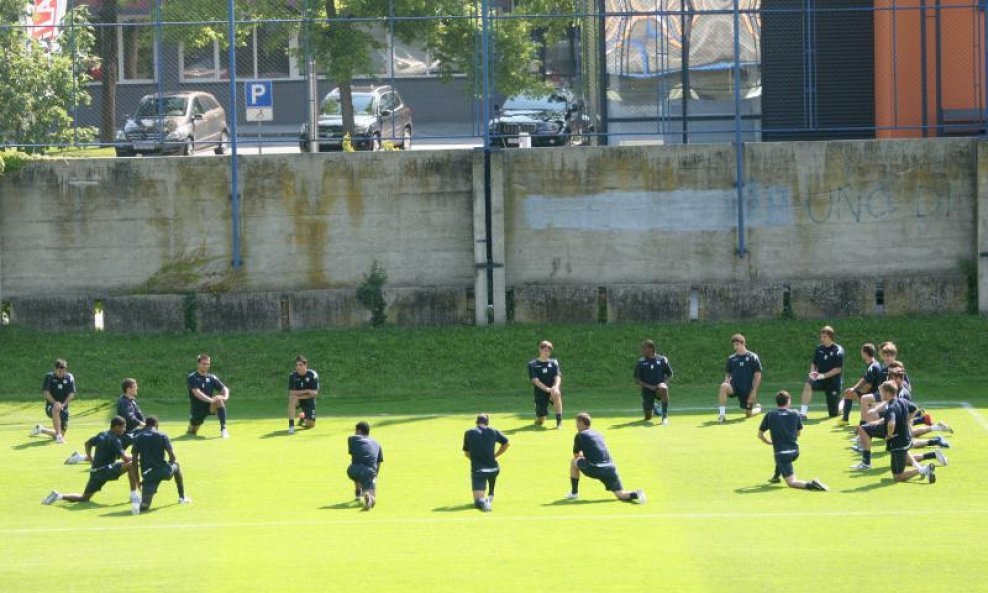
[800,405,808,415]
[718,406,726,415]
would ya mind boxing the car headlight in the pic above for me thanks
[115,130,126,141]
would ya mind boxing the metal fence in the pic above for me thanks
[1,0,986,153]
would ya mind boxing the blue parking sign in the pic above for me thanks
[245,80,273,108]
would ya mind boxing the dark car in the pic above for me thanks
[115,91,229,157]
[488,89,594,148]
[300,85,412,152]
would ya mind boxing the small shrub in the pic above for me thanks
[357,260,388,326]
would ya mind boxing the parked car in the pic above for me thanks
[115,91,229,157]
[299,85,412,152]
[488,89,594,147]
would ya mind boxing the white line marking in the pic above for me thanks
[5,507,988,535]
[962,401,988,432]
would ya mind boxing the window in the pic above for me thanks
[118,17,155,82]
[181,23,299,82]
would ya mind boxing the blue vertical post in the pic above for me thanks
[733,0,746,257]
[154,0,164,126]
[481,0,491,149]
[69,0,77,146]
[227,0,242,269]
[983,0,988,126]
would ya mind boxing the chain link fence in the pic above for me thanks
[1,0,985,153]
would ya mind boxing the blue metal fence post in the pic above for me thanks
[983,0,988,127]
[154,0,165,135]
[733,0,746,257]
[227,0,242,269]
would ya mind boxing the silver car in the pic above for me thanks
[115,91,229,157]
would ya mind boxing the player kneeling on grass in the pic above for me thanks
[566,413,645,503]
[42,416,141,506]
[716,334,763,423]
[131,416,190,514]
[634,339,674,424]
[186,354,231,438]
[462,413,510,512]
[347,421,383,511]
[757,391,828,491]
[30,359,76,444]
[287,355,320,434]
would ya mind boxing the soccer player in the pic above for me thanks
[716,334,762,423]
[462,413,510,512]
[565,412,645,503]
[838,343,881,426]
[116,378,147,433]
[131,416,191,514]
[634,339,674,424]
[798,325,844,419]
[30,359,76,444]
[347,421,383,511]
[186,353,230,438]
[881,382,937,483]
[851,380,946,472]
[287,355,320,434]
[757,391,828,490]
[528,340,563,428]
[42,416,140,506]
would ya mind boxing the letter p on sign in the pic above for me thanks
[245,80,273,121]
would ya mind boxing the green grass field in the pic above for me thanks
[1,317,987,592]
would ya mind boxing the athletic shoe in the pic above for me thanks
[633,489,647,504]
[564,492,579,500]
[29,424,42,437]
[927,463,936,484]
[362,492,374,510]
[178,497,193,504]
[933,422,954,434]
[64,451,85,465]
[130,491,141,504]
[287,426,295,435]
[717,415,726,424]
[661,416,669,425]
[850,462,871,470]
[554,424,561,430]
[931,436,951,449]
[131,499,141,515]
[481,500,492,512]
[808,479,829,491]
[750,404,762,416]
[934,449,949,466]
[850,445,863,453]
[55,434,65,444]
[768,476,781,484]
[486,495,494,506]
[220,428,230,439]
[42,490,59,505]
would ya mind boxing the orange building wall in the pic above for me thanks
[875,0,984,137]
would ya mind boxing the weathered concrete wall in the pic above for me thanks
[0,152,475,297]
[884,274,968,316]
[104,295,186,333]
[606,284,690,323]
[7,296,93,331]
[501,139,978,285]
[512,285,599,323]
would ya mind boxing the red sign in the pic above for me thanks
[30,0,67,41]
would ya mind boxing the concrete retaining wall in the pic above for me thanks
[1,138,985,329]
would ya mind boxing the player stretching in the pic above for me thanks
[634,339,674,424]
[528,340,564,428]
[799,326,844,419]
[131,416,190,513]
[757,391,828,490]
[288,355,320,434]
[347,421,383,510]
[565,413,645,503]
[462,414,510,512]
[716,334,762,423]
[30,359,75,444]
[186,354,231,438]
[838,343,881,427]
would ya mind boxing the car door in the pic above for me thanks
[380,92,397,142]
[392,90,411,134]
[191,98,209,146]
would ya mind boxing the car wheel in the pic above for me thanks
[401,127,412,150]
[182,137,194,156]
[214,130,229,155]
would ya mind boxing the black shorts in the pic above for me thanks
[141,463,177,497]
[84,462,124,494]
[576,458,623,492]
[471,468,500,492]
[296,397,317,420]
[534,392,550,418]
[640,391,656,412]
[347,464,378,491]
[189,400,214,425]
[729,388,752,409]
[45,402,70,427]
[889,449,910,475]
[773,450,799,478]
[809,377,843,397]
[862,423,887,439]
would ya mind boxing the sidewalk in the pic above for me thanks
[234,121,481,145]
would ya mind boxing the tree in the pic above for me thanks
[0,0,99,150]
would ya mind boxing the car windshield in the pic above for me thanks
[135,97,188,117]
[320,93,376,116]
[502,95,567,111]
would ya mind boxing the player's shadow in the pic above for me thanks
[60,501,114,511]
[431,503,477,513]
[102,502,178,517]
[502,423,550,435]
[11,440,52,450]
[608,419,653,430]
[697,417,747,428]
[321,500,361,510]
[260,430,295,439]
[72,403,113,418]
[369,415,442,429]
[173,433,208,441]
[542,498,616,506]
[734,483,780,494]
[841,478,899,493]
